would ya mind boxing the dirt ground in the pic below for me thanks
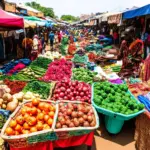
[55,117,136,150]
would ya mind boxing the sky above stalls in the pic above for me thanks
[8,0,150,17]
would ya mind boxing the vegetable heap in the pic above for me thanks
[4,79,27,95]
[72,68,97,84]
[30,57,52,70]
[72,54,88,64]
[23,81,52,99]
[93,82,145,115]
[56,102,96,129]
[51,80,91,103]
[5,99,55,136]
[0,113,7,129]
[42,59,72,81]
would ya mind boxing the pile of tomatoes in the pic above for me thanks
[5,99,55,136]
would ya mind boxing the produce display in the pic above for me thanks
[72,68,97,84]
[19,67,44,78]
[4,99,56,135]
[41,59,72,81]
[39,51,61,60]
[23,81,53,99]
[0,83,18,111]
[30,57,52,70]
[128,82,150,97]
[93,82,145,115]
[72,54,88,64]
[4,79,27,95]
[51,80,91,103]
[0,113,7,129]
[56,102,96,129]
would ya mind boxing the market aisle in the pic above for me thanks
[55,120,136,150]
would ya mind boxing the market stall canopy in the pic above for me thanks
[24,16,42,21]
[108,13,122,24]
[0,9,24,30]
[123,4,150,19]
[96,12,119,22]
[24,20,36,28]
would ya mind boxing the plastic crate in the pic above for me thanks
[92,83,145,134]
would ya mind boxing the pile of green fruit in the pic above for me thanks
[72,68,97,84]
[72,54,88,64]
[93,82,144,115]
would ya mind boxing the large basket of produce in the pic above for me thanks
[54,100,99,139]
[22,80,55,100]
[1,99,58,148]
[92,82,145,134]
[51,80,91,104]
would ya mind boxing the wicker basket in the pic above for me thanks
[54,100,99,139]
[1,100,58,148]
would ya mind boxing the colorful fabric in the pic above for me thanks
[118,39,143,77]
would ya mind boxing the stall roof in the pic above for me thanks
[24,16,42,21]
[123,4,150,19]
[0,9,24,29]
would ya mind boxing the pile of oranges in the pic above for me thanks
[5,99,55,136]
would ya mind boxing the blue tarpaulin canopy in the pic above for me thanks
[123,4,150,19]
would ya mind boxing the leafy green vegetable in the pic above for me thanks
[23,80,52,99]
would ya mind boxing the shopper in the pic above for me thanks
[118,29,143,78]
[31,35,39,61]
[49,31,55,50]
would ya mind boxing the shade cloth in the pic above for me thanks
[10,132,94,150]
[123,4,150,19]
[0,9,24,29]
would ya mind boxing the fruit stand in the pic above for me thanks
[0,39,148,150]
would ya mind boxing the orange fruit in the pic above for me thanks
[43,124,51,130]
[5,127,14,136]
[44,115,49,122]
[16,115,24,125]
[32,99,40,106]
[15,124,22,133]
[30,127,37,133]
[49,111,55,118]
[9,120,17,128]
[37,113,44,120]
[23,122,30,130]
[22,130,30,134]
[47,118,53,126]
[27,116,37,126]
[36,122,43,131]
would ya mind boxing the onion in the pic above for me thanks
[6,101,18,112]
[67,109,72,115]
[83,115,88,120]
[66,119,71,126]
[56,122,61,129]
[79,117,84,124]
[3,93,13,102]
[87,116,93,123]
[83,121,90,127]
[74,120,80,127]
[90,121,96,127]
[71,111,77,118]
[62,125,68,128]
[60,118,65,125]
[69,122,75,128]
[78,111,83,117]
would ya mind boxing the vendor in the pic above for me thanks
[118,28,143,78]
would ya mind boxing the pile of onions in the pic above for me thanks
[51,80,91,103]
[56,102,96,129]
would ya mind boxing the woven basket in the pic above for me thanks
[54,100,99,139]
[1,100,58,148]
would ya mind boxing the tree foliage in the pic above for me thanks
[26,2,55,18]
[61,15,80,22]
